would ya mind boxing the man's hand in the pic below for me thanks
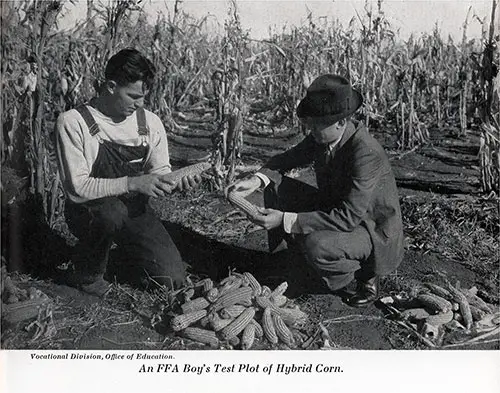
[175,174,203,192]
[127,174,177,197]
[250,207,284,230]
[225,175,262,199]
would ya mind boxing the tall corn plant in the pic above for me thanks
[211,0,248,187]
[478,0,499,193]
[22,1,66,227]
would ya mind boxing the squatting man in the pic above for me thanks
[227,74,404,307]
[56,49,202,296]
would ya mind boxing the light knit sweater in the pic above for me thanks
[56,105,171,203]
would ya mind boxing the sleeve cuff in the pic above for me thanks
[283,212,300,234]
[254,172,271,188]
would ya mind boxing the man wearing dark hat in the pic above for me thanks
[228,74,404,307]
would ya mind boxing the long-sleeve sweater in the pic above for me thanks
[56,105,171,203]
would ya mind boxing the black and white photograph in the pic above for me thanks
[1,0,499,391]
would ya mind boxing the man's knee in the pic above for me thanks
[302,231,345,264]
[91,197,128,233]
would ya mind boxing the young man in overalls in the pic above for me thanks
[56,49,200,296]
[228,75,404,307]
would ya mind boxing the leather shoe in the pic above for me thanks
[348,276,380,307]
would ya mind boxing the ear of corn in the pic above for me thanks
[227,192,259,218]
[416,293,453,313]
[211,286,252,311]
[400,308,430,320]
[241,323,256,349]
[278,307,308,325]
[220,304,246,319]
[271,281,288,297]
[205,288,219,303]
[250,319,264,337]
[2,298,52,324]
[209,313,233,331]
[261,286,272,297]
[445,283,473,329]
[243,272,262,296]
[181,297,210,314]
[270,294,288,307]
[255,295,280,313]
[160,162,211,192]
[262,307,278,344]
[171,309,207,332]
[423,282,453,300]
[426,310,454,326]
[470,305,487,321]
[220,307,256,340]
[218,276,243,296]
[272,312,295,347]
[183,327,219,347]
[460,290,494,314]
[183,288,195,302]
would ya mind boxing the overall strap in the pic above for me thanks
[136,107,149,136]
[75,105,100,136]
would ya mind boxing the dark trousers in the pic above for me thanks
[264,176,373,291]
[65,196,186,289]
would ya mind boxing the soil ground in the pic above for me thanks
[1,113,498,351]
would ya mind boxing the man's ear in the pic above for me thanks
[104,80,117,94]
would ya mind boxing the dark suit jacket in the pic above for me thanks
[259,121,404,275]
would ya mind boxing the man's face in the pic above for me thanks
[108,80,147,118]
[304,117,347,144]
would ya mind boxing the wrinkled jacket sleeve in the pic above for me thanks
[258,134,316,185]
[297,139,383,233]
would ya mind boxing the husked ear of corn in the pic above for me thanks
[183,288,195,302]
[445,283,473,329]
[220,304,246,319]
[181,297,210,314]
[195,278,213,293]
[271,281,288,297]
[400,308,430,320]
[243,272,262,296]
[272,312,295,347]
[470,305,487,321]
[228,336,240,347]
[250,319,264,337]
[2,298,52,324]
[209,313,233,331]
[183,327,219,347]
[227,192,259,218]
[460,290,494,314]
[426,310,454,326]
[218,276,243,296]
[255,296,283,316]
[423,282,453,300]
[220,307,256,340]
[416,293,453,313]
[262,307,278,344]
[160,162,211,192]
[270,294,288,307]
[241,323,256,350]
[171,309,207,332]
[261,286,272,297]
[278,307,308,325]
[199,315,211,328]
[211,286,253,311]
[205,288,219,303]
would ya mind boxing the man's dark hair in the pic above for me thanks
[105,48,155,89]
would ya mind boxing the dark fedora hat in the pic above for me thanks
[296,74,363,122]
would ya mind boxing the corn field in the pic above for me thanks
[1,0,499,229]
